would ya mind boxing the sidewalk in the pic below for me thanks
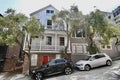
[0,68,24,80]
[0,72,8,79]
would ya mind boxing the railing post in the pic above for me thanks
[39,38,41,51]
[55,31,57,51]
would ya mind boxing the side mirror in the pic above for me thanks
[89,58,94,61]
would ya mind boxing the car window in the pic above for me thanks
[99,54,105,58]
[55,59,66,63]
[94,54,105,59]
[48,60,55,65]
[84,56,91,60]
[94,55,100,59]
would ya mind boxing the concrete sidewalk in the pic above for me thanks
[0,68,23,79]
[0,72,8,79]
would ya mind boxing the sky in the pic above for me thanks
[0,0,120,17]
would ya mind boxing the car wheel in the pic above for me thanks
[35,72,43,80]
[84,65,90,71]
[106,60,112,66]
[64,67,72,75]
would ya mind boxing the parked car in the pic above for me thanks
[31,58,74,80]
[75,53,112,71]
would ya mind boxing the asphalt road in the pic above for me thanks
[1,60,120,80]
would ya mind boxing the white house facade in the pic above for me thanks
[23,5,71,69]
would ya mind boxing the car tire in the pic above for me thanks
[84,65,91,71]
[64,67,72,75]
[106,60,112,66]
[35,72,43,80]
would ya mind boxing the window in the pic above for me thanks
[102,45,105,48]
[60,37,64,46]
[107,45,111,49]
[101,45,112,50]
[46,10,50,13]
[47,20,52,25]
[55,59,65,63]
[51,10,54,13]
[47,20,52,29]
[76,30,82,37]
[108,16,111,19]
[31,54,38,66]
[46,10,54,14]
[72,29,85,37]
[94,54,105,59]
[46,36,52,45]
[48,60,55,65]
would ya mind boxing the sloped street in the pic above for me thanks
[0,60,120,80]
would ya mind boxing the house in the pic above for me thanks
[71,10,120,63]
[23,5,71,72]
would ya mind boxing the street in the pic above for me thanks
[1,60,120,80]
[44,60,120,80]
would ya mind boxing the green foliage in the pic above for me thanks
[0,8,45,74]
[86,9,115,54]
[0,8,44,47]
[59,47,68,58]
[87,42,100,54]
[26,17,44,39]
[52,5,84,54]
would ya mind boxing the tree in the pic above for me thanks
[86,9,115,54]
[0,9,44,74]
[52,5,84,55]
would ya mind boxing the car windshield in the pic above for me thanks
[47,59,55,65]
[83,56,91,60]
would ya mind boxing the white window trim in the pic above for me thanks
[100,44,112,50]
[31,54,38,66]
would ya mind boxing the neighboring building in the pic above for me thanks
[71,10,120,63]
[23,5,71,72]
[0,45,7,72]
[3,43,23,71]
[95,11,120,59]
[112,6,120,25]
[100,11,115,24]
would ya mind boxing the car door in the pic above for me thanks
[44,60,56,75]
[55,59,66,73]
[89,55,101,67]
[97,54,106,65]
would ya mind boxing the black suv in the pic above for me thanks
[31,58,74,80]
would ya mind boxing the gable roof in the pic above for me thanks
[30,4,59,16]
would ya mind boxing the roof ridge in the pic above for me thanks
[30,4,58,16]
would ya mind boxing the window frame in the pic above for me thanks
[101,44,112,50]
[59,37,64,46]
[46,36,52,45]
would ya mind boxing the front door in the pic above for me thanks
[43,56,48,65]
